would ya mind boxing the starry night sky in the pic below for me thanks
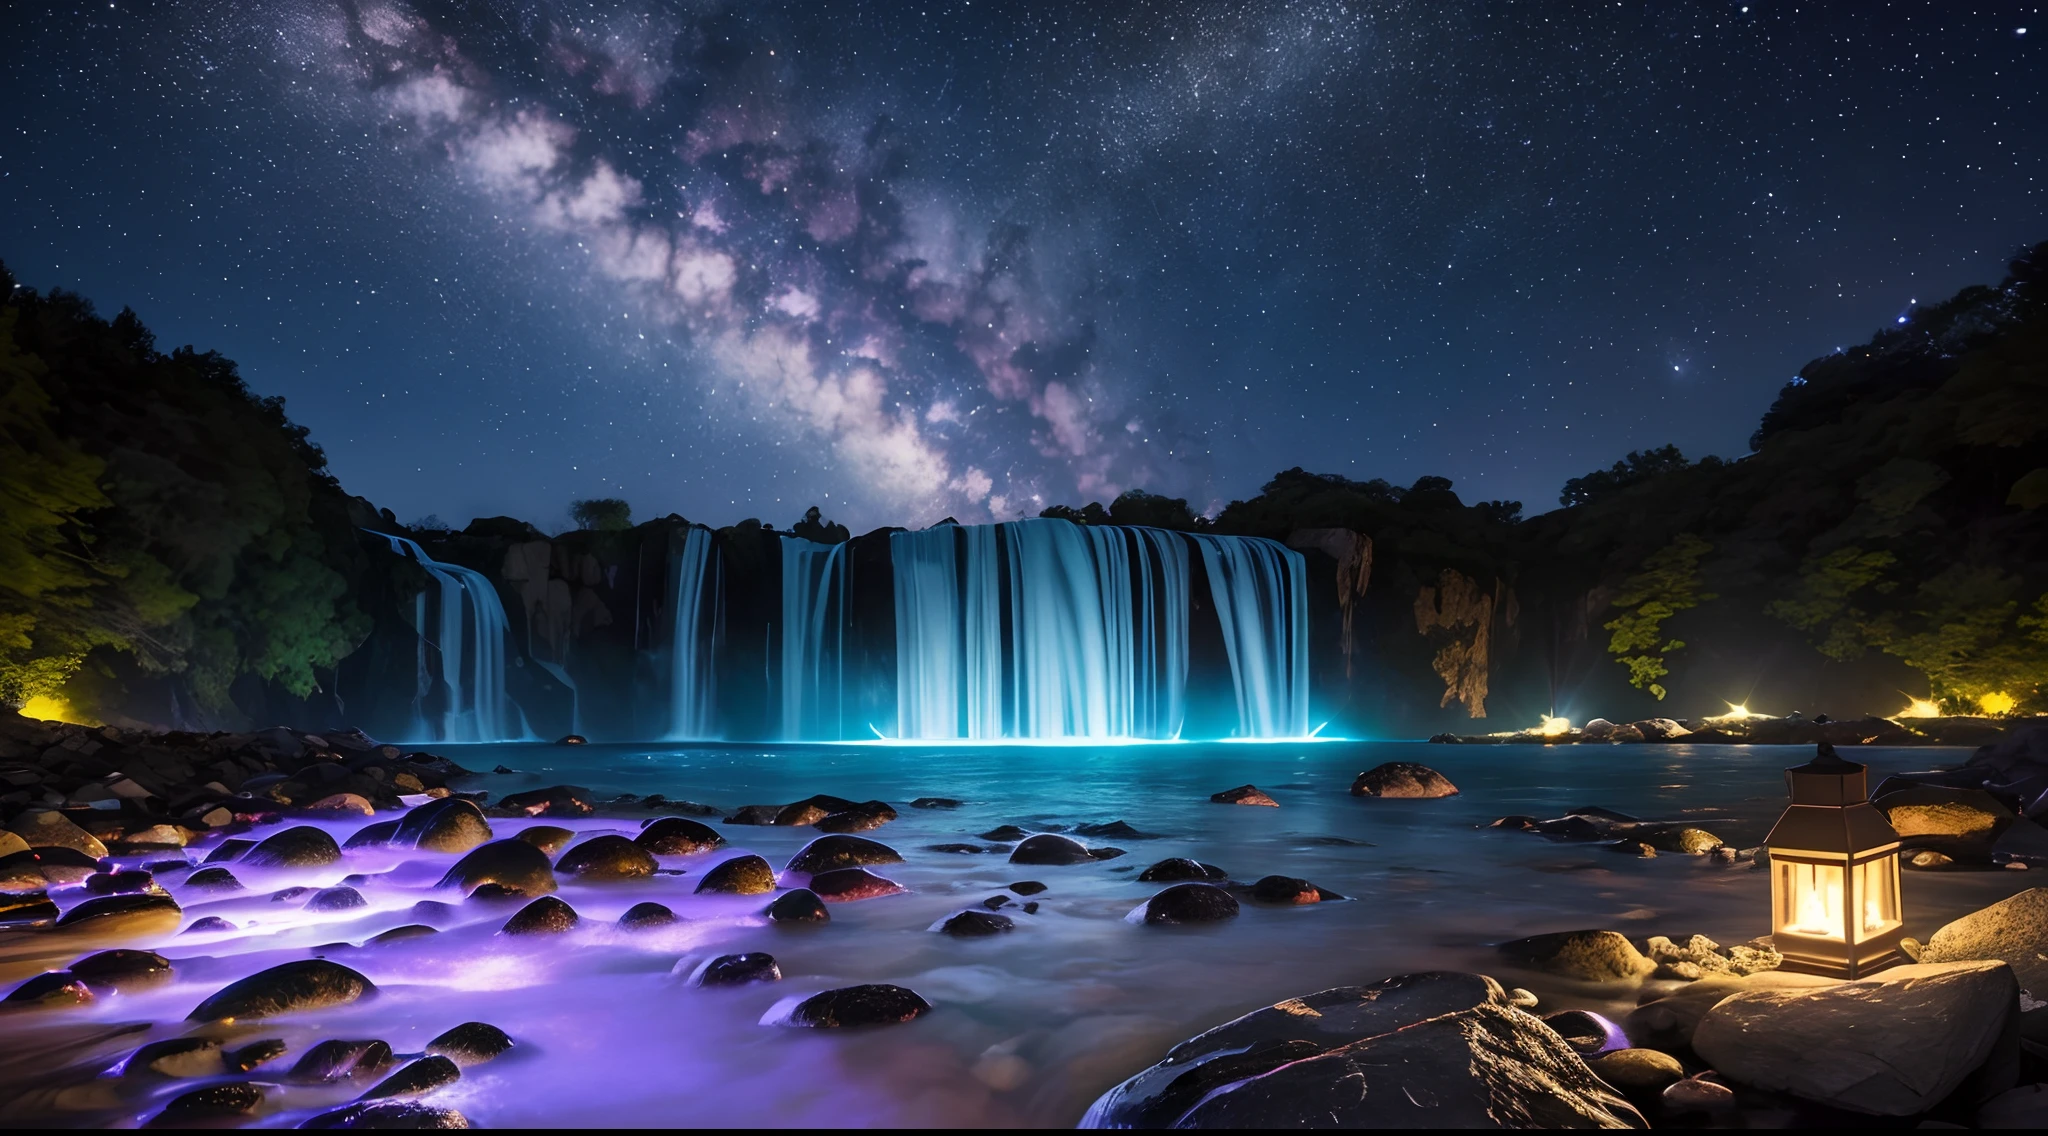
[2,2,2042,532]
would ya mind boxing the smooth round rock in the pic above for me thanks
[3,970,92,1006]
[772,794,860,826]
[360,1055,461,1099]
[635,817,726,856]
[554,835,658,881]
[501,896,578,935]
[368,925,438,945]
[1350,762,1459,798]
[815,801,899,834]
[436,839,557,897]
[618,902,677,930]
[187,959,376,1021]
[694,854,776,895]
[203,838,255,864]
[9,809,108,858]
[425,1022,513,1067]
[783,834,903,876]
[1137,857,1226,883]
[83,868,157,895]
[289,1038,393,1082]
[935,910,1015,937]
[228,1038,289,1072]
[1587,1047,1685,1096]
[1008,834,1094,865]
[809,867,906,901]
[910,797,962,809]
[1248,875,1341,904]
[242,825,344,868]
[69,949,172,990]
[511,825,574,856]
[396,798,493,854]
[783,984,932,1028]
[494,785,595,818]
[126,1037,225,1078]
[307,886,368,912]
[4,845,100,886]
[979,825,1030,842]
[1141,883,1240,925]
[695,952,782,987]
[183,916,237,934]
[343,819,402,850]
[0,889,57,921]
[1662,1075,1738,1115]
[185,866,244,892]
[303,1100,473,1129]
[1009,880,1048,896]
[54,892,181,936]
[758,887,826,922]
[1211,784,1280,806]
[148,1082,262,1125]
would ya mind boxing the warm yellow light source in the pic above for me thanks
[1979,691,2018,716]
[1895,696,1942,719]
[1723,702,1751,719]
[1536,715,1572,736]
[17,695,75,723]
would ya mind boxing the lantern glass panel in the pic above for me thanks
[1775,859,1845,940]
[1856,855,1901,936]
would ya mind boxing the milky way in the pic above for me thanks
[2,2,2042,529]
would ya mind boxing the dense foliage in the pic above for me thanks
[0,264,369,724]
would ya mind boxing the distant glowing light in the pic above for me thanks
[1979,691,2018,716]
[1721,702,1752,719]
[1895,696,1942,719]
[1537,715,1572,736]
[17,695,81,723]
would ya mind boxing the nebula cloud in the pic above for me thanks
[318,0,1162,523]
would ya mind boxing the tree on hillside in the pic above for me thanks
[570,498,633,531]
[1603,533,1714,700]
[1559,445,1705,507]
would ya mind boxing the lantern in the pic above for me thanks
[1763,744,1905,978]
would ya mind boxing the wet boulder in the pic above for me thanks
[148,1082,263,1126]
[368,925,438,945]
[635,816,726,856]
[723,805,783,826]
[618,902,677,930]
[426,1022,513,1067]
[0,890,57,922]
[934,909,1014,936]
[55,893,182,937]
[694,952,781,987]
[1919,888,2048,994]
[8,808,108,858]
[512,825,574,856]
[694,854,776,895]
[765,888,830,923]
[1139,883,1240,925]
[815,800,899,834]
[1498,929,1655,982]
[1074,820,1157,840]
[784,834,904,876]
[69,949,172,991]
[242,825,343,869]
[772,794,861,827]
[302,792,375,817]
[781,984,932,1028]
[227,1038,288,1073]
[1877,785,2016,859]
[554,835,658,881]
[1136,858,1227,883]
[203,838,256,864]
[1350,762,1459,798]
[979,825,1030,842]
[1008,834,1095,865]
[1693,960,2019,1115]
[1009,880,1047,896]
[3,970,93,1007]
[126,1037,225,1078]
[184,866,243,892]
[1084,972,1534,1128]
[910,797,961,809]
[809,867,906,901]
[494,785,595,818]
[182,915,236,934]
[1247,875,1342,904]
[1586,1048,1685,1101]
[1211,784,1280,807]
[289,1038,393,1082]
[395,798,494,854]
[343,820,402,850]
[82,868,158,895]
[302,1101,472,1129]
[501,896,579,935]
[188,959,376,1021]
[360,1055,461,1099]
[436,839,557,897]
[306,886,368,912]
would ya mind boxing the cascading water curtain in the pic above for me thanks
[668,526,717,739]
[1193,535,1310,738]
[890,520,1190,740]
[780,536,847,740]
[373,532,532,743]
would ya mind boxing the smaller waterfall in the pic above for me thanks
[1194,535,1310,738]
[780,536,847,740]
[375,532,532,743]
[668,526,718,739]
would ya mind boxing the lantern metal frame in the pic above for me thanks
[1763,746,1905,979]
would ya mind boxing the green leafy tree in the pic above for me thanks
[1603,534,1715,700]
[570,497,633,531]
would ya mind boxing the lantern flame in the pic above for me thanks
[1786,863,1845,939]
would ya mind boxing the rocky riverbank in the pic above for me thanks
[1434,712,2024,747]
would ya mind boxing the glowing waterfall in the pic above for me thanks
[375,532,532,743]
[668,526,717,739]
[891,520,1192,740]
[1194,534,1310,738]
[781,536,847,740]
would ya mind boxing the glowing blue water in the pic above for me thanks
[780,536,847,740]
[374,532,531,743]
[668,526,717,739]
